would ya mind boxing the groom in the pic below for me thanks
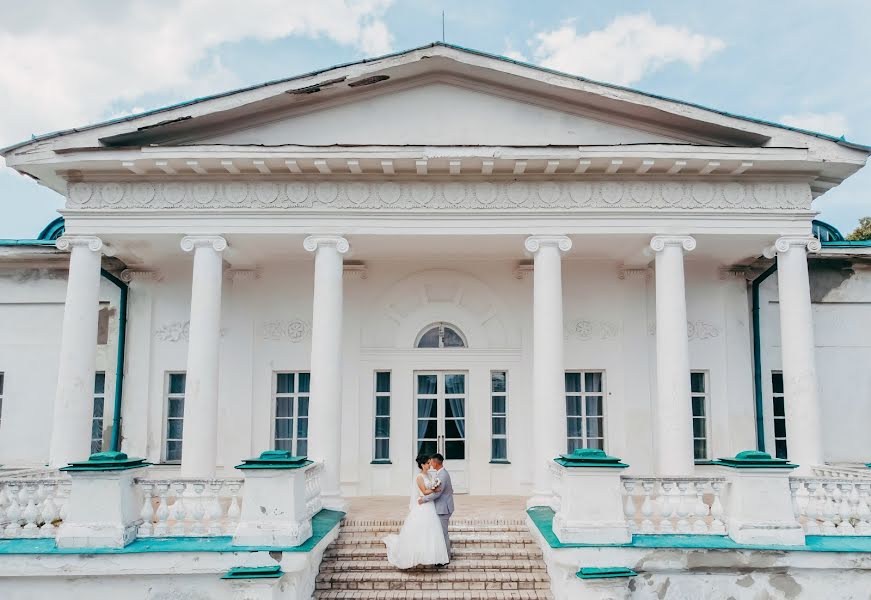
[418,452,454,563]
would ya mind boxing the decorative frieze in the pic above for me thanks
[647,320,720,340]
[65,180,813,211]
[260,319,311,342]
[154,321,190,342]
[564,319,621,341]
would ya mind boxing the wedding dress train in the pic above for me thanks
[383,475,449,569]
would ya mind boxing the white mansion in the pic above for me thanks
[1,44,871,599]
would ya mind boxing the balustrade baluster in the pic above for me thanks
[658,482,676,533]
[20,483,39,537]
[0,484,8,529]
[674,481,692,533]
[189,482,206,536]
[4,482,22,537]
[170,482,188,536]
[207,481,224,535]
[622,481,637,533]
[39,482,59,538]
[153,482,171,537]
[639,481,655,533]
[226,481,242,534]
[709,481,726,534]
[691,481,708,533]
[138,482,155,537]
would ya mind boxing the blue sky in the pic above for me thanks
[1,0,869,237]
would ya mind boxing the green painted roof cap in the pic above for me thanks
[221,565,283,580]
[235,450,313,470]
[60,451,150,471]
[577,567,637,580]
[714,450,798,469]
[555,448,629,468]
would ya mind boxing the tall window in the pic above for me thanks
[490,371,508,462]
[91,372,106,454]
[275,372,310,457]
[165,373,186,462]
[416,322,466,348]
[373,371,391,462]
[565,371,605,452]
[771,372,787,459]
[690,372,710,460]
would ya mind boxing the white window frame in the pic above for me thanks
[273,371,310,457]
[415,322,467,348]
[163,372,186,463]
[564,370,606,452]
[91,372,106,454]
[372,371,391,463]
[771,371,788,459]
[690,371,711,461]
[490,370,508,462]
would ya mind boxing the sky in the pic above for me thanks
[1,0,869,238]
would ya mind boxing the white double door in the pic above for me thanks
[414,371,468,493]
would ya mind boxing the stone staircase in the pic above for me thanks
[314,517,554,599]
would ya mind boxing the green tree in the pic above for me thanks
[847,217,871,241]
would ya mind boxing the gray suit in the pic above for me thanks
[423,467,454,559]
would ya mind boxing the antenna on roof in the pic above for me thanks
[441,11,445,43]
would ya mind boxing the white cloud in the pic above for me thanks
[779,111,849,136]
[0,0,395,147]
[527,14,725,85]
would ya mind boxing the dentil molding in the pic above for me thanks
[66,180,813,212]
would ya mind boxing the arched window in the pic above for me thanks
[416,322,467,348]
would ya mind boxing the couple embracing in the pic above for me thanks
[383,453,454,569]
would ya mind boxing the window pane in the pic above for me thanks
[445,418,464,439]
[91,419,103,439]
[417,375,437,395]
[774,419,787,438]
[587,438,604,450]
[585,372,603,393]
[774,439,788,460]
[565,372,581,394]
[94,372,106,394]
[491,438,507,461]
[276,397,293,418]
[771,372,784,394]
[275,438,292,452]
[167,419,183,440]
[375,439,390,460]
[566,396,582,416]
[491,371,506,393]
[276,373,294,394]
[445,440,465,459]
[690,372,705,394]
[297,417,308,438]
[376,372,391,393]
[691,396,706,417]
[297,397,309,417]
[567,417,583,438]
[443,327,465,348]
[585,396,603,417]
[445,397,465,419]
[296,440,308,457]
[418,419,438,439]
[491,396,506,414]
[694,439,708,460]
[92,397,104,418]
[492,416,506,436]
[298,372,310,393]
[567,438,583,452]
[417,440,437,456]
[417,327,440,348]
[418,398,437,419]
[773,396,785,417]
[376,396,390,416]
[275,419,292,439]
[169,373,186,394]
[445,374,465,394]
[166,441,182,462]
[692,418,707,438]
[375,416,390,437]
[168,398,184,418]
[586,417,604,438]
[91,439,102,454]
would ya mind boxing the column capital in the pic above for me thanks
[649,235,696,253]
[181,235,227,253]
[763,236,821,259]
[56,235,102,252]
[524,235,572,254]
[303,235,349,254]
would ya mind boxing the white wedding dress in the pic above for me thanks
[383,473,449,569]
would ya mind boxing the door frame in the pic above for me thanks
[413,370,469,493]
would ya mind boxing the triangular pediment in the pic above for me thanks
[188,81,686,147]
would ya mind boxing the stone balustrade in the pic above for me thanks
[0,477,70,538]
[621,476,727,535]
[305,462,324,519]
[811,465,871,480]
[790,477,871,535]
[135,477,243,537]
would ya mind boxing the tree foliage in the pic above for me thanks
[847,217,871,241]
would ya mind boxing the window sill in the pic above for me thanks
[370,460,393,465]
[694,459,716,465]
[489,460,511,465]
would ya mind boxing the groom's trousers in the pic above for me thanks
[439,515,451,558]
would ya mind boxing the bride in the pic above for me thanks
[383,456,449,569]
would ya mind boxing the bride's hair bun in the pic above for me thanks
[415,455,429,470]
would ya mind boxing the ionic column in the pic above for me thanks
[525,235,572,503]
[764,236,823,471]
[179,236,227,478]
[304,235,349,509]
[649,235,696,476]
[50,236,104,467]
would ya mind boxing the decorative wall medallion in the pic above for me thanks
[261,319,311,342]
[66,180,813,212]
[564,319,621,341]
[154,321,190,342]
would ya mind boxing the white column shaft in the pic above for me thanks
[51,237,103,466]
[526,236,571,497]
[180,237,226,478]
[771,238,823,469]
[305,236,348,505]
[651,236,695,475]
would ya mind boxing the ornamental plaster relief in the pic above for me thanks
[154,321,228,342]
[647,320,720,340]
[564,319,621,341]
[66,180,812,211]
[260,319,311,342]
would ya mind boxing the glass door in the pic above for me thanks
[415,371,468,492]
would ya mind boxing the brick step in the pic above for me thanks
[319,559,547,573]
[314,591,554,599]
[333,532,537,547]
[323,545,544,561]
[316,570,551,587]
[339,522,529,534]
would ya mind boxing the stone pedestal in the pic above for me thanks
[233,451,316,547]
[552,449,631,544]
[716,451,804,545]
[57,452,149,548]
